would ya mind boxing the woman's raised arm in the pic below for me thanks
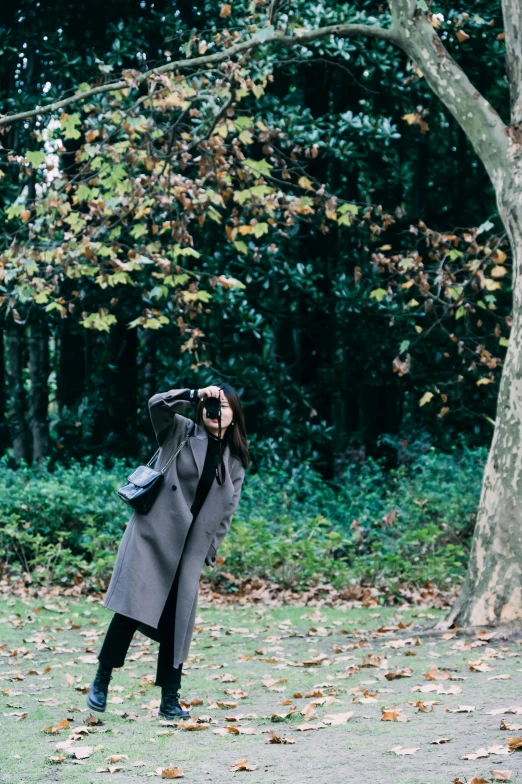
[148,388,199,445]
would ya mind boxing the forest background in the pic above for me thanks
[0,0,509,601]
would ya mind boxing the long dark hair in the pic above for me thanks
[195,381,250,470]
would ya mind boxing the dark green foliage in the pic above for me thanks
[0,439,484,591]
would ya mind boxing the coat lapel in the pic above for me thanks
[188,425,208,478]
[188,424,231,480]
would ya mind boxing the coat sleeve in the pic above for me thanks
[205,461,245,568]
[148,388,197,446]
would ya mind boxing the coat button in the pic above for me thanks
[171,484,177,491]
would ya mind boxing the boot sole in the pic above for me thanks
[86,692,106,712]
[158,710,191,719]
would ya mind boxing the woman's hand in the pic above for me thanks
[198,385,222,401]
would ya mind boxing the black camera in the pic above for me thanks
[203,395,221,419]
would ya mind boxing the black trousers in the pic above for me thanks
[98,558,183,689]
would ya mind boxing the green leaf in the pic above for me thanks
[130,223,148,240]
[447,249,463,261]
[338,203,359,215]
[399,340,410,354]
[243,158,273,177]
[455,306,466,320]
[234,241,248,254]
[25,151,46,167]
[499,337,509,347]
[196,290,212,302]
[5,204,24,221]
[369,288,388,302]
[252,222,269,238]
[449,286,463,301]
[60,113,82,140]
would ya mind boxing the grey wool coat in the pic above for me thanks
[102,388,245,668]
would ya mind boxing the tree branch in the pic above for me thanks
[389,2,508,189]
[0,23,397,127]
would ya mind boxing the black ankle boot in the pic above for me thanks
[158,686,191,719]
[86,662,113,712]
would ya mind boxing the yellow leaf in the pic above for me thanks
[456,29,470,42]
[483,278,501,290]
[491,265,507,278]
[419,392,434,407]
[219,3,231,17]
[491,249,507,264]
[402,113,418,125]
[298,176,313,190]
[477,377,494,386]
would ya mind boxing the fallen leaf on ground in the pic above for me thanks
[446,705,476,713]
[390,746,419,756]
[500,720,522,731]
[490,771,513,781]
[507,737,522,751]
[229,759,257,772]
[423,665,451,681]
[265,730,295,744]
[42,718,70,734]
[430,737,452,744]
[381,706,408,722]
[322,711,353,725]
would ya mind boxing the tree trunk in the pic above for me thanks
[0,318,8,455]
[6,321,30,462]
[28,315,50,460]
[439,174,522,627]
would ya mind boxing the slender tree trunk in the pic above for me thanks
[6,321,30,462]
[57,317,86,410]
[28,315,50,460]
[0,318,7,455]
[438,169,522,626]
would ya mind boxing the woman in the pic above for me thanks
[86,382,249,719]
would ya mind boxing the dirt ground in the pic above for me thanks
[1,591,522,784]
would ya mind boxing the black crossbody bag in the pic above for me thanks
[117,423,194,515]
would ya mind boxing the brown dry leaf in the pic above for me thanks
[322,712,353,725]
[385,668,412,680]
[430,737,452,744]
[468,777,489,784]
[507,737,522,751]
[265,730,295,745]
[500,720,522,731]
[271,707,297,721]
[72,746,94,760]
[160,766,184,778]
[229,759,258,772]
[42,718,70,734]
[469,660,492,672]
[462,748,490,760]
[177,718,209,731]
[106,754,129,763]
[295,721,326,731]
[422,665,451,681]
[219,3,231,17]
[96,766,124,774]
[381,706,408,722]
[390,746,419,756]
[490,772,513,781]
[446,705,476,713]
[456,29,470,42]
[300,703,317,721]
[64,673,75,686]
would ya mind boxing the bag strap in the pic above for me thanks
[146,421,195,473]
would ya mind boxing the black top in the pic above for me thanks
[178,389,228,523]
